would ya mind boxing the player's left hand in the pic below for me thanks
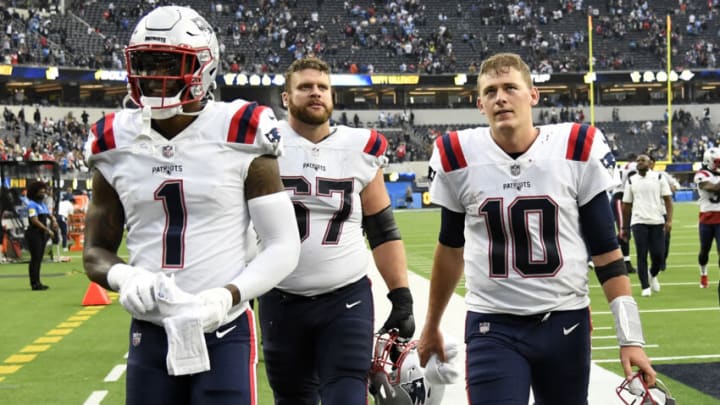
[379,287,415,339]
[197,287,234,333]
[619,345,656,387]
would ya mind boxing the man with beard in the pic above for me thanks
[258,57,415,404]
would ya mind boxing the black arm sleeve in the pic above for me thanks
[438,207,465,248]
[579,192,620,256]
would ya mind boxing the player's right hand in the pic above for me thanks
[107,264,158,316]
[197,287,234,333]
[418,325,445,367]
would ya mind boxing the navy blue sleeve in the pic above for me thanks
[438,207,465,248]
[579,192,620,256]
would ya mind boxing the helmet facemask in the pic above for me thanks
[124,6,219,120]
[126,45,213,119]
[616,372,676,405]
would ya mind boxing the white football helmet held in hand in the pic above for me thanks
[369,332,445,405]
[125,6,219,119]
[616,372,676,405]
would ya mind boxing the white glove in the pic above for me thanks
[107,263,158,316]
[196,288,234,333]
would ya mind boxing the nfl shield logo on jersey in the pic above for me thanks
[132,332,142,347]
[510,164,521,176]
[162,145,175,158]
[479,322,491,334]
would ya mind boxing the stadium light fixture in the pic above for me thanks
[656,71,668,82]
[679,70,694,81]
[630,71,642,83]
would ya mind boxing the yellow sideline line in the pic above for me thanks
[0,292,117,381]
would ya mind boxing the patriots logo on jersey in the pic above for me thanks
[264,128,281,144]
[600,151,616,171]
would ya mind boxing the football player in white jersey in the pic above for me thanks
[82,7,300,405]
[258,57,414,404]
[417,53,655,405]
[694,147,720,292]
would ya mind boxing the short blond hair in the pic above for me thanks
[284,57,331,92]
[477,53,533,91]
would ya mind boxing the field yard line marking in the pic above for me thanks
[594,354,720,363]
[1,304,107,383]
[104,364,126,382]
[593,344,660,350]
[593,326,613,330]
[591,335,617,340]
[593,307,719,315]
[590,281,707,288]
[83,391,108,405]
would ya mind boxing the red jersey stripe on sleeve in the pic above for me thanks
[228,102,265,144]
[565,123,596,162]
[363,129,388,156]
[436,131,467,172]
[90,113,117,154]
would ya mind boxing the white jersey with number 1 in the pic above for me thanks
[429,123,616,315]
[85,99,281,298]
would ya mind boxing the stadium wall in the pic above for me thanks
[0,104,716,128]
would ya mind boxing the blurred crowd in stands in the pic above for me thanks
[0,0,718,74]
[0,105,90,173]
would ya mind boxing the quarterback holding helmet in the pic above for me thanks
[616,372,676,405]
[83,6,300,405]
[370,332,456,405]
[694,146,720,295]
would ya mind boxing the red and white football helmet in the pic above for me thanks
[703,147,720,172]
[369,332,445,405]
[616,372,676,405]
[125,6,219,119]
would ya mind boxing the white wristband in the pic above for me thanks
[107,263,137,292]
[609,295,645,347]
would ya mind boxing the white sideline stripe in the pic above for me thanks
[590,281,707,288]
[104,364,126,382]
[83,391,108,405]
[595,354,720,363]
[593,307,719,315]
[593,344,660,351]
[372,268,626,404]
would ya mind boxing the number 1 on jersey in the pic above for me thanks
[155,180,186,268]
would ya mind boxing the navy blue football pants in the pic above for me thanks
[125,309,258,405]
[631,223,665,289]
[259,276,374,405]
[465,308,591,405]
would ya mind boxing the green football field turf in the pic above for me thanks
[0,202,718,404]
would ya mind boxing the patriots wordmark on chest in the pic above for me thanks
[152,164,183,176]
